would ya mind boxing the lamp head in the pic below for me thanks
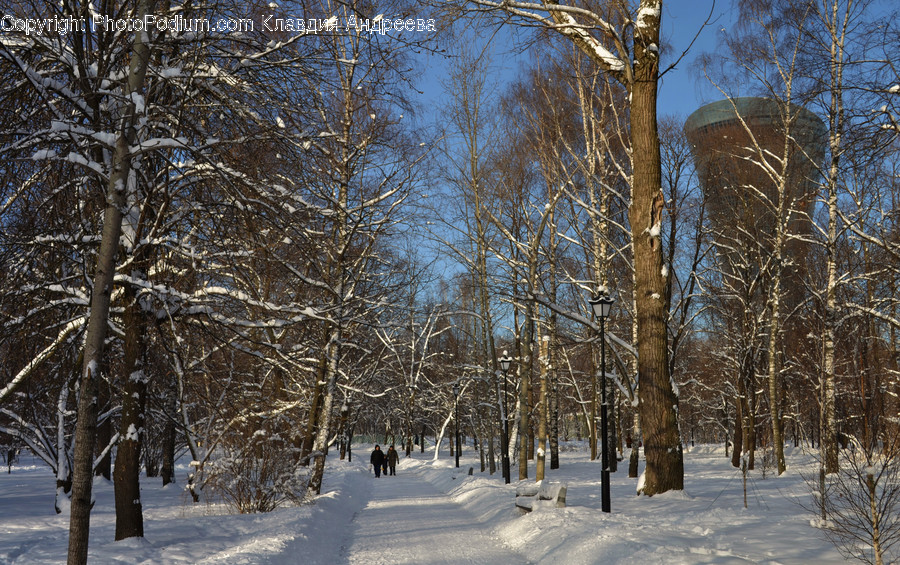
[588,290,615,319]
[499,350,512,372]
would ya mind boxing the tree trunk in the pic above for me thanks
[338,403,349,460]
[590,362,598,461]
[161,372,177,486]
[536,336,549,481]
[68,3,152,559]
[732,394,743,469]
[308,332,341,495]
[868,469,885,565]
[55,384,72,514]
[301,355,327,464]
[114,285,147,540]
[630,6,683,495]
[549,366,560,470]
[94,378,112,480]
[608,388,619,473]
[766,274,787,475]
[629,411,641,478]
[518,313,534,480]
[744,382,757,471]
[488,419,496,474]
[820,0,844,474]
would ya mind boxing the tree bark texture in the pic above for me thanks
[308,333,341,495]
[630,3,684,495]
[114,285,147,540]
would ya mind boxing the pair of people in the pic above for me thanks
[370,445,399,477]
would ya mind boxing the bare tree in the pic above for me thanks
[812,436,900,565]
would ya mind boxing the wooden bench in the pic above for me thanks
[515,480,567,512]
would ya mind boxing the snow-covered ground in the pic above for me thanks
[0,444,848,564]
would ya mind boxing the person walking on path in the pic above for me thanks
[370,445,385,478]
[386,445,399,476]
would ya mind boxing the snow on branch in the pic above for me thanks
[454,0,627,75]
[0,316,86,403]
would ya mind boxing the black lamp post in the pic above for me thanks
[498,351,513,484]
[453,383,460,468]
[589,289,615,513]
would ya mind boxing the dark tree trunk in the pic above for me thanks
[301,355,327,464]
[114,285,147,540]
[161,373,177,486]
[732,394,743,468]
[608,390,618,473]
[549,374,560,470]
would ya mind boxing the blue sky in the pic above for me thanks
[658,0,733,117]
[412,0,735,124]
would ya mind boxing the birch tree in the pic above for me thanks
[795,0,896,474]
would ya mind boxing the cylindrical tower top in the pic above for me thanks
[684,97,826,143]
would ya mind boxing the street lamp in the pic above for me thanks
[453,383,460,468]
[589,289,615,513]
[498,351,513,484]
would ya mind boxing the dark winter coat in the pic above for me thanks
[386,448,399,467]
[370,448,385,467]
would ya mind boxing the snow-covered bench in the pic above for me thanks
[515,480,567,512]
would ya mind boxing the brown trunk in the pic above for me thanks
[527,380,535,462]
[488,418,496,474]
[549,368,560,470]
[68,363,100,564]
[301,355,327,464]
[630,8,683,495]
[732,393,744,468]
[114,285,146,540]
[518,314,534,480]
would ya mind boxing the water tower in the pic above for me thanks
[685,97,826,344]
[685,97,825,232]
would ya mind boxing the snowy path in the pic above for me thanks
[339,464,532,565]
